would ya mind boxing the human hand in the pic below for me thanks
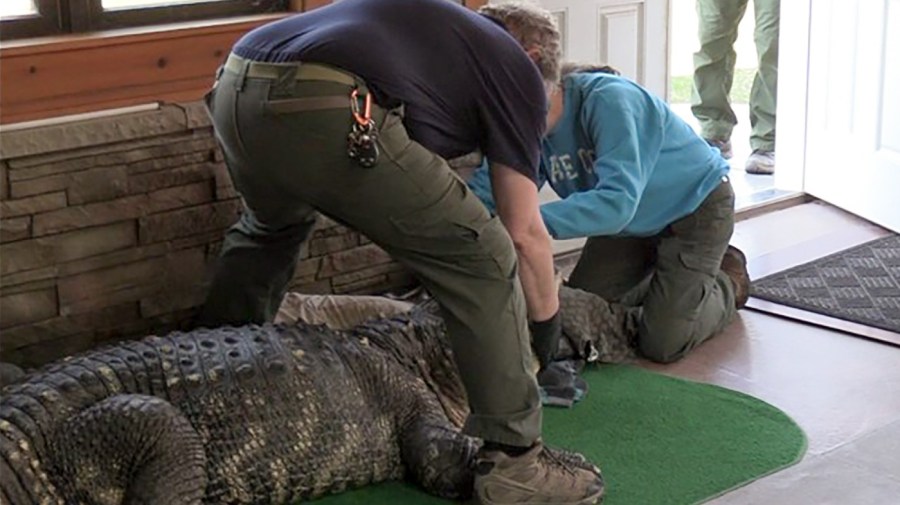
[530,310,562,370]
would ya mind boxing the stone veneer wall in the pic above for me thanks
[0,102,415,368]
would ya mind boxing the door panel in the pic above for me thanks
[805,0,900,232]
[537,0,668,97]
[598,4,642,80]
[881,3,900,153]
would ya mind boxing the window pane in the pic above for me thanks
[101,0,227,11]
[0,0,37,20]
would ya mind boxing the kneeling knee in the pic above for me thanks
[638,333,691,364]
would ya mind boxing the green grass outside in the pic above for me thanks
[669,67,755,104]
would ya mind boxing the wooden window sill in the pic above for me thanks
[0,13,290,125]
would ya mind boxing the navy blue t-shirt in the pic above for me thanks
[232,0,547,182]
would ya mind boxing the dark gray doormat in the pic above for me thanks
[750,234,900,335]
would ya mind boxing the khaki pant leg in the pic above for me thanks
[691,0,749,141]
[749,0,780,151]
[637,180,738,363]
[196,74,318,328]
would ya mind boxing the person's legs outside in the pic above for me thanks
[210,57,602,504]
[745,0,780,174]
[637,179,739,363]
[692,0,749,158]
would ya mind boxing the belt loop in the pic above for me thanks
[272,65,296,96]
[234,59,249,92]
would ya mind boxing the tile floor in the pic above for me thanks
[635,200,900,504]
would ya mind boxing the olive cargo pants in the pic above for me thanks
[691,0,779,151]
[566,179,738,363]
[197,55,542,446]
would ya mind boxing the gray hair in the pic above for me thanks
[560,61,621,80]
[560,61,622,79]
[479,2,562,89]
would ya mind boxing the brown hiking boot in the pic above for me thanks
[474,442,605,505]
[720,245,750,309]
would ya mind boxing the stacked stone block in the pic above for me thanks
[0,102,415,368]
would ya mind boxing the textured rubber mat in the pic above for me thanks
[750,234,900,333]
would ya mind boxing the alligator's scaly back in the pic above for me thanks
[0,287,625,505]
[0,309,474,505]
[349,306,470,427]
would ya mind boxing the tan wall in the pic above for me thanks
[0,103,414,368]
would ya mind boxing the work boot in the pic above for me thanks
[705,138,733,160]
[720,245,750,309]
[745,150,775,174]
[474,442,605,505]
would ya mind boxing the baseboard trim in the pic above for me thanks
[736,191,812,222]
[746,298,900,348]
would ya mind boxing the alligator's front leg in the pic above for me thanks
[53,394,207,505]
[400,412,481,500]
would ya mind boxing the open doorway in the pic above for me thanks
[667,0,797,210]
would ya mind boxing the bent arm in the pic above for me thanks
[541,85,663,239]
[490,163,559,321]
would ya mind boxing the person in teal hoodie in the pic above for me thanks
[468,63,751,363]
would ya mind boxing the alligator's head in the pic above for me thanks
[351,304,470,428]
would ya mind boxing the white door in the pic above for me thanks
[800,0,900,232]
[537,0,669,97]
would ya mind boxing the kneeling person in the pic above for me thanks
[469,63,750,364]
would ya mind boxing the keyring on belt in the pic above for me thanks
[350,88,373,128]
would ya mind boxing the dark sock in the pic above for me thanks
[483,441,533,457]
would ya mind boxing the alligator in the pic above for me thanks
[0,285,625,505]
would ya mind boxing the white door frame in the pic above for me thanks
[772,0,812,193]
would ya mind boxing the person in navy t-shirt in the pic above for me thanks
[196,1,605,504]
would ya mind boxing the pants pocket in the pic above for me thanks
[390,187,514,280]
[678,250,721,276]
[263,95,350,115]
[389,174,495,248]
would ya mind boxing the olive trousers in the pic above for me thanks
[197,55,541,446]
[567,179,738,363]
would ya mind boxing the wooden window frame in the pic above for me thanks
[70,0,289,33]
[0,0,489,125]
[1,0,288,41]
[1,0,65,40]
[0,14,289,125]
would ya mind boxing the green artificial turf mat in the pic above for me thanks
[308,364,807,505]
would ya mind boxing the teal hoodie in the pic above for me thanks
[468,73,730,240]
